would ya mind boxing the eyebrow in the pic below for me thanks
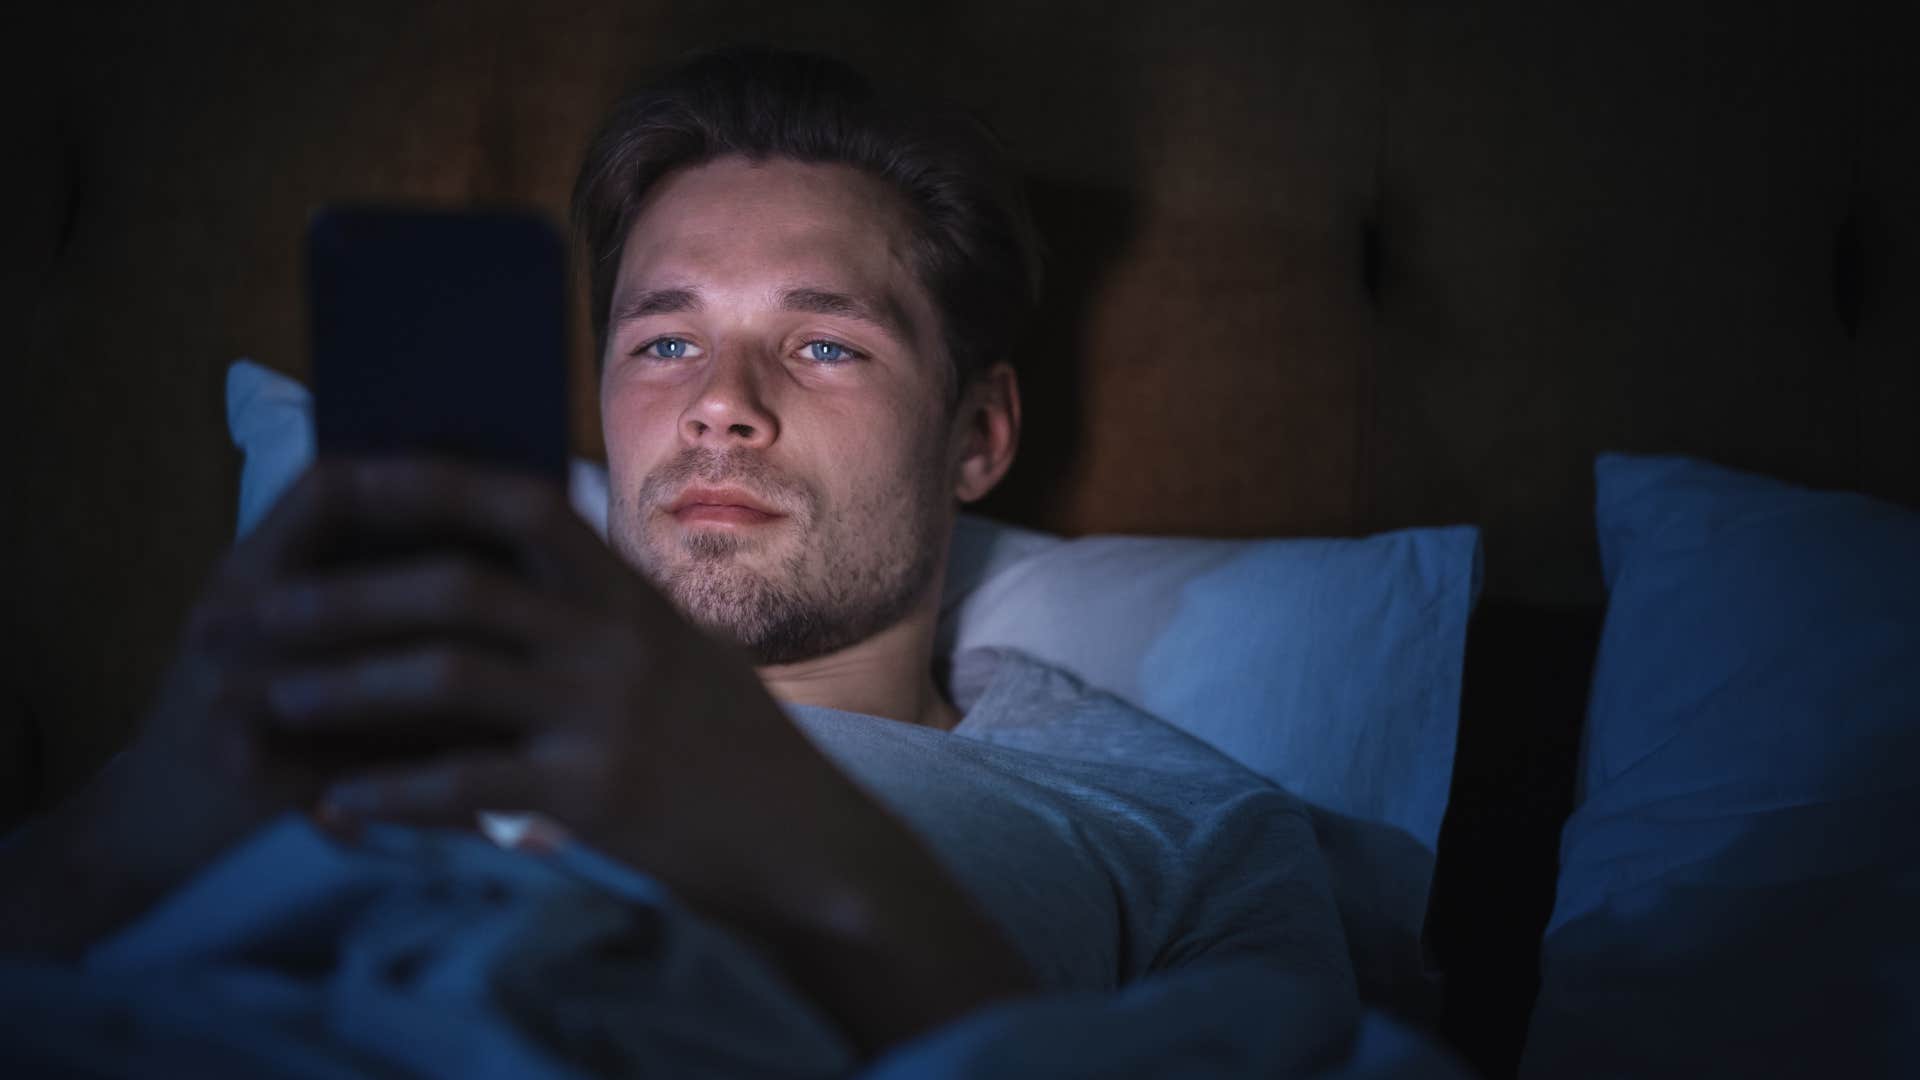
[610,286,701,323]
[779,286,919,342]
[609,284,917,343]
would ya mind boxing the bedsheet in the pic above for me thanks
[0,817,1469,1078]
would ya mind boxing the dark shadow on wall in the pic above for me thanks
[974,176,1138,533]
[0,680,45,833]
[1429,600,1600,1078]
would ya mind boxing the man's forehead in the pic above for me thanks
[622,157,915,257]
[611,159,934,345]
[615,216,901,286]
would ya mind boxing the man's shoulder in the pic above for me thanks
[945,646,1270,792]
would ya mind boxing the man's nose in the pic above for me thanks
[680,351,779,449]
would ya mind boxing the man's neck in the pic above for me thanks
[756,590,960,731]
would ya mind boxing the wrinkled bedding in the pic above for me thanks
[0,818,1468,1078]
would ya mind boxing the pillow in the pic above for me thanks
[226,358,1481,1011]
[1523,453,1920,1078]
[938,522,1480,858]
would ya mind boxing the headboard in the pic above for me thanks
[7,0,1916,815]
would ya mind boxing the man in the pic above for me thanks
[0,47,1350,1063]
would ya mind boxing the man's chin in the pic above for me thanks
[657,561,875,667]
[656,559,796,639]
[677,594,836,667]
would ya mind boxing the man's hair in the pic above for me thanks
[571,47,1042,402]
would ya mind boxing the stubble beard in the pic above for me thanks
[610,446,946,666]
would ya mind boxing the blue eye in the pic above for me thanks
[641,337,690,360]
[805,340,856,364]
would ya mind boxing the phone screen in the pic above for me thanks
[306,206,569,483]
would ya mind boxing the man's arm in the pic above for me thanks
[0,744,286,957]
[0,757,158,958]
[0,521,353,958]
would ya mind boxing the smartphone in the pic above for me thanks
[306,205,569,483]
[295,207,569,761]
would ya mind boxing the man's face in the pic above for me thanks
[600,155,957,665]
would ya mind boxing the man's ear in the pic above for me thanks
[951,362,1021,504]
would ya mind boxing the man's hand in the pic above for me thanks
[234,458,827,899]
[205,456,1032,1053]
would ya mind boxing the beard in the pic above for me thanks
[609,445,946,666]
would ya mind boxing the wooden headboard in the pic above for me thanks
[7,0,1916,808]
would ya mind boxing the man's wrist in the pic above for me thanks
[0,772,147,958]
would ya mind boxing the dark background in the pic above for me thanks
[2,1,1915,1072]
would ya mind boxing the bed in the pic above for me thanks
[5,1,1917,1076]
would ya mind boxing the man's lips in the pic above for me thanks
[666,487,786,525]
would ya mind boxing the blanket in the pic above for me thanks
[0,818,1469,1077]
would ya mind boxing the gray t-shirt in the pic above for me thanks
[785,647,1355,1002]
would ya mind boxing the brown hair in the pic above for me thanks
[571,47,1042,403]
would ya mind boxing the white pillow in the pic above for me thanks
[939,521,1480,858]
[1522,454,1920,1078]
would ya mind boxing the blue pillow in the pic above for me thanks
[1523,453,1920,1079]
